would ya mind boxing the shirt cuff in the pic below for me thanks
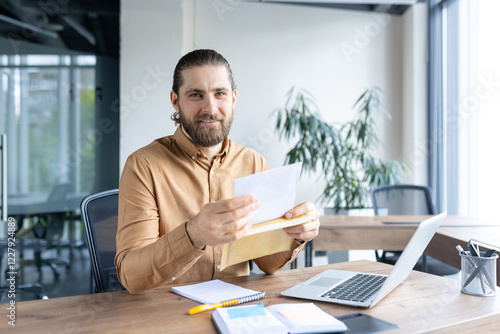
[166,221,205,260]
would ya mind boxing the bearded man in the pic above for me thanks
[115,49,319,294]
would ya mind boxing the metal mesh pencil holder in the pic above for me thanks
[460,251,497,297]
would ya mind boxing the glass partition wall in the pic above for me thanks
[429,0,500,219]
[0,55,96,300]
[0,55,96,201]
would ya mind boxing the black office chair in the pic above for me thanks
[371,184,459,276]
[80,189,125,293]
[0,238,46,302]
[11,183,73,282]
[34,183,73,276]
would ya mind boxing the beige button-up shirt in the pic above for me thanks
[115,127,304,294]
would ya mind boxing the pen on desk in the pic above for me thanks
[467,242,477,257]
[456,245,467,255]
[468,240,496,257]
[473,243,481,256]
[484,249,496,257]
[188,291,266,315]
[189,298,242,315]
[456,245,478,269]
[468,240,480,257]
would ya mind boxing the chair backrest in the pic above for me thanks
[41,183,73,241]
[80,189,125,293]
[370,184,435,215]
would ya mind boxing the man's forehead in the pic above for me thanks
[179,65,232,91]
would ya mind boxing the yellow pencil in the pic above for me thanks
[188,291,266,315]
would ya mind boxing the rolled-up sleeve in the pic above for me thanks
[253,239,306,274]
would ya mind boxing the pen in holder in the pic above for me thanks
[460,251,498,297]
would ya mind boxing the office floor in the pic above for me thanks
[0,246,92,304]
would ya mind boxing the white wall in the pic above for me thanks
[120,0,428,212]
[401,4,428,186]
[120,0,182,160]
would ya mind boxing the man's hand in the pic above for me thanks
[282,202,320,242]
[186,196,260,249]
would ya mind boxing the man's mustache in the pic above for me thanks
[194,113,225,122]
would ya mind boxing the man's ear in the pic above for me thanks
[232,89,237,106]
[170,90,179,111]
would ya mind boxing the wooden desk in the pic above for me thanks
[4,260,499,333]
[315,215,500,251]
[314,215,425,251]
[315,215,500,285]
[8,195,84,216]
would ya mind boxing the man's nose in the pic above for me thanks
[202,95,218,114]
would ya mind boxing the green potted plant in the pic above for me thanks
[274,86,407,213]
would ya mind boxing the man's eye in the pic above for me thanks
[190,93,201,98]
[215,92,226,96]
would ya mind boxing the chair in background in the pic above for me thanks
[370,184,459,276]
[12,183,73,282]
[0,238,47,302]
[80,189,125,293]
[34,183,73,277]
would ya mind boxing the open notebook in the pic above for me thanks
[211,303,348,334]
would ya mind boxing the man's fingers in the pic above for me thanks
[221,213,252,235]
[285,202,315,219]
[210,197,260,224]
[212,196,259,213]
[283,219,320,242]
[286,230,316,242]
[283,220,315,234]
[188,196,262,248]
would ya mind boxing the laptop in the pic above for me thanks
[281,212,447,308]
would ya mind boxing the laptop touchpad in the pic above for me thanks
[307,277,342,287]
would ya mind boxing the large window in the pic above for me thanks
[0,55,96,201]
[430,0,500,219]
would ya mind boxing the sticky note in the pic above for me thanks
[228,303,267,319]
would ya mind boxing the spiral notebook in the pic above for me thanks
[171,279,264,304]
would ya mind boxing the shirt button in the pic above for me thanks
[171,277,176,281]
[216,264,221,270]
[191,156,196,160]
[197,150,201,155]
[210,170,214,175]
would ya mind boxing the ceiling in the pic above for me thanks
[0,0,119,58]
[0,1,421,59]
[257,0,422,15]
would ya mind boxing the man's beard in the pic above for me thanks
[178,105,233,148]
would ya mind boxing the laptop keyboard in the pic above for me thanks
[320,273,387,303]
